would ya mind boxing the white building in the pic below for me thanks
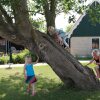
[70,1,100,57]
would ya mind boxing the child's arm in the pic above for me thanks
[33,55,39,65]
[58,36,63,45]
[54,34,63,45]
[23,64,27,79]
[56,33,63,45]
[86,59,94,66]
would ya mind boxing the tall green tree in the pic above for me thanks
[87,2,100,25]
[31,0,86,28]
[0,0,100,90]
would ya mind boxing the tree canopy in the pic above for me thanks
[0,0,100,29]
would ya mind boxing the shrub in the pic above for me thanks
[75,55,92,60]
[0,49,37,64]
[0,55,9,64]
[0,57,5,64]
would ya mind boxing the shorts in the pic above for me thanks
[25,76,37,84]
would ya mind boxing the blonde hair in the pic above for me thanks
[92,49,100,56]
[48,26,56,35]
[25,55,32,64]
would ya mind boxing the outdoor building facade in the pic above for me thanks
[70,1,100,57]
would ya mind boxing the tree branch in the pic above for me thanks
[11,0,32,38]
[43,0,50,15]
[0,10,30,47]
[0,27,28,47]
[50,0,56,13]
[43,0,56,28]
[0,4,13,25]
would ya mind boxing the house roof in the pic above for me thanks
[70,0,100,37]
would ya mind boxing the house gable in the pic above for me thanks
[71,1,100,37]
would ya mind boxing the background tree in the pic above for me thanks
[31,0,86,29]
[30,18,46,32]
[27,0,100,30]
[87,2,100,25]
[0,0,100,90]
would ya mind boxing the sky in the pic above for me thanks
[55,0,96,30]
[55,12,79,30]
[33,0,100,31]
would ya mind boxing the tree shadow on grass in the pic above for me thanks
[0,75,100,100]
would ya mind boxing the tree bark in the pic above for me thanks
[11,0,33,38]
[43,0,56,28]
[30,30,100,90]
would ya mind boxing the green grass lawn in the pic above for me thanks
[0,63,100,100]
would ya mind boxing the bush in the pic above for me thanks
[0,56,9,64]
[75,55,92,60]
[0,49,37,64]
[0,57,5,64]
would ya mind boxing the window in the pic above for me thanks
[92,38,99,49]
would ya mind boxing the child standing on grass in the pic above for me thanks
[24,55,39,96]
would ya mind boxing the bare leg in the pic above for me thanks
[95,67,100,78]
[27,83,31,92]
[31,83,35,96]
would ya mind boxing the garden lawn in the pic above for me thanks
[0,63,100,100]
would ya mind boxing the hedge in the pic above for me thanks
[0,49,37,64]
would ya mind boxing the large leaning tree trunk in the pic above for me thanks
[0,0,100,90]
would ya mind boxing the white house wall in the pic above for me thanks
[71,37,100,57]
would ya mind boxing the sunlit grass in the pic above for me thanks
[0,63,100,100]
